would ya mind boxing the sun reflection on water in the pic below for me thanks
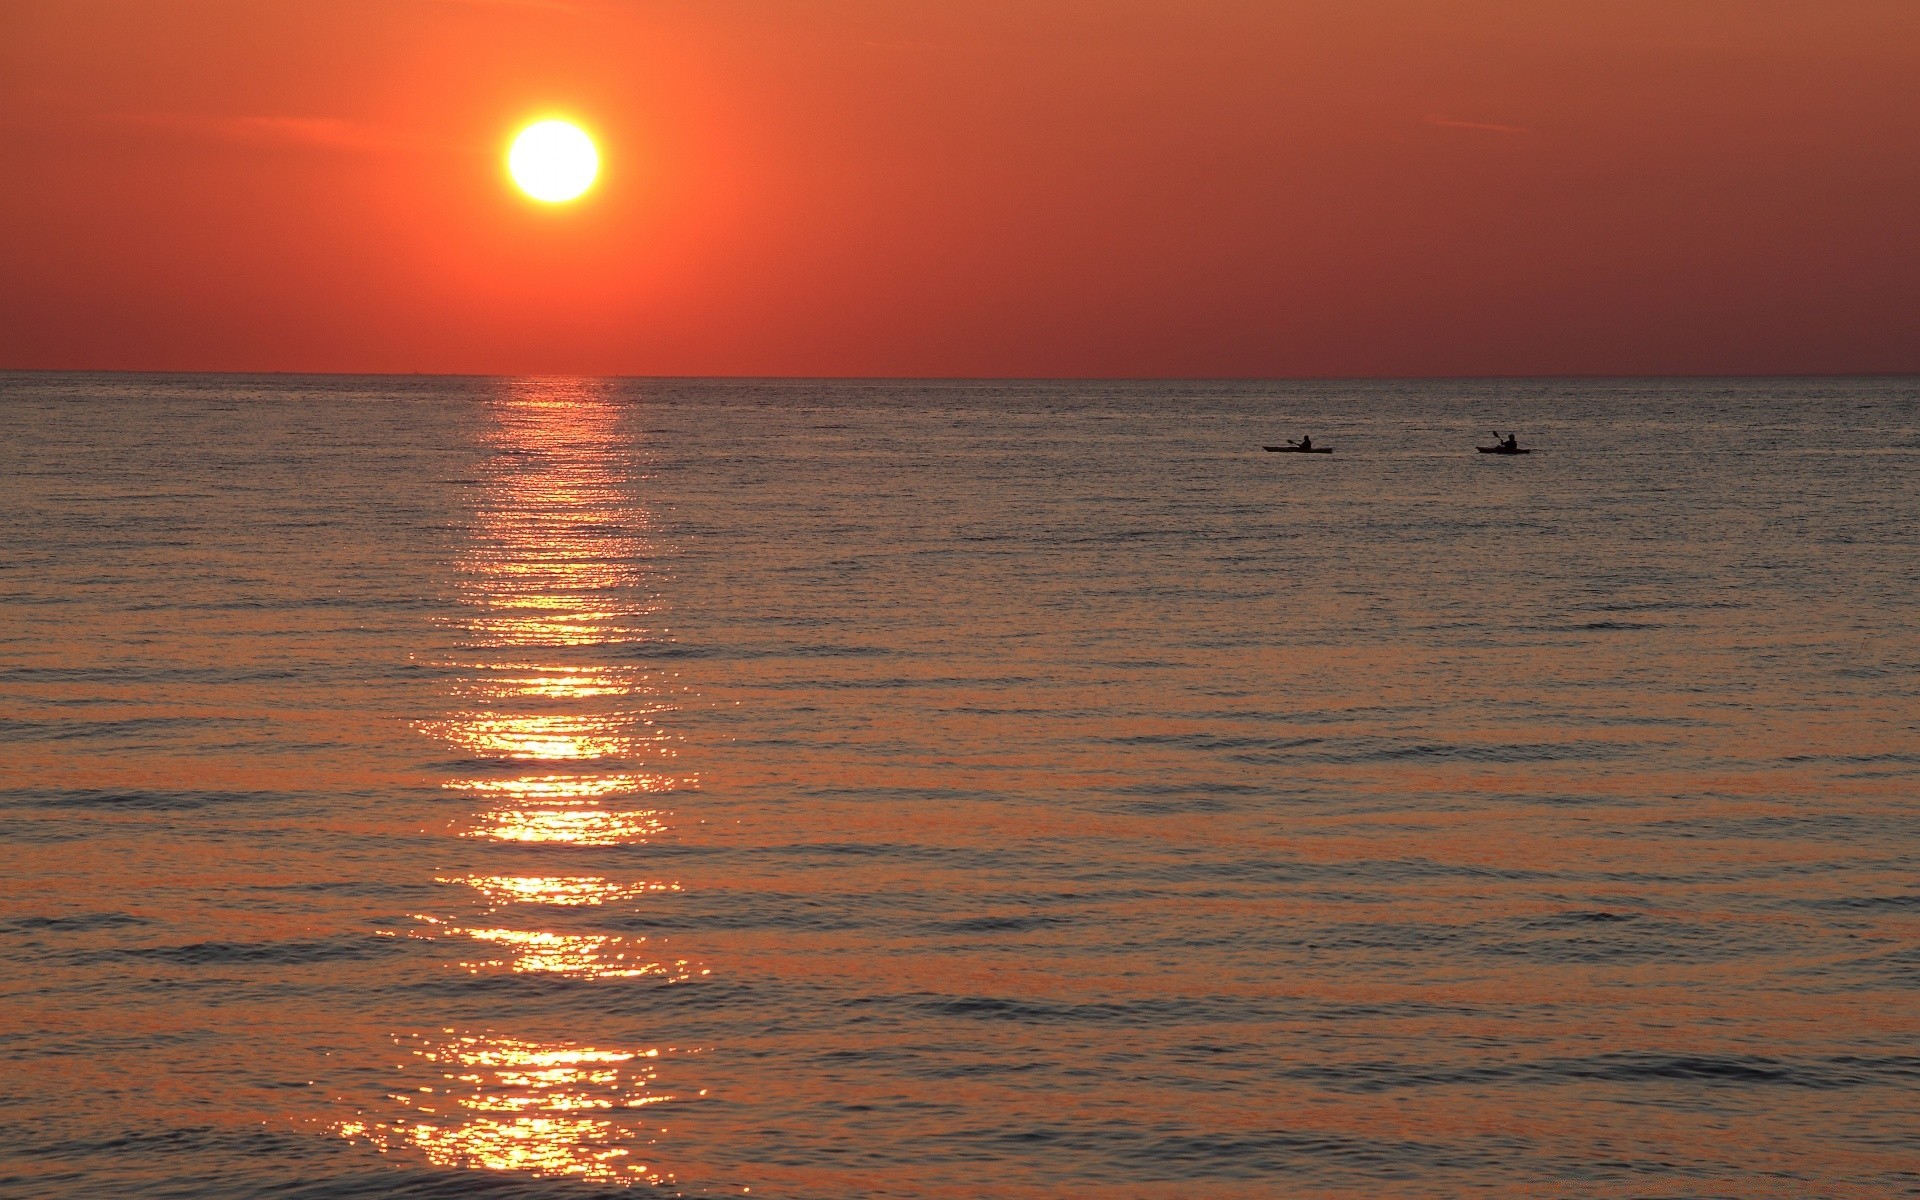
[445,772,683,799]
[419,703,683,760]
[446,769,686,846]
[467,805,670,846]
[444,875,681,908]
[337,1033,691,1185]
[339,379,706,1186]
[456,927,707,980]
[465,665,640,699]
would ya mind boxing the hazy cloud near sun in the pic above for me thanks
[110,113,395,151]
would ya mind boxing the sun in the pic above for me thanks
[508,120,598,203]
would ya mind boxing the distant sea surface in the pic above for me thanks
[2,374,1916,1198]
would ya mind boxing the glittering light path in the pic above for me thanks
[336,379,706,1187]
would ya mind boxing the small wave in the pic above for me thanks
[0,665,302,685]
[897,991,1466,1028]
[1566,619,1664,631]
[5,911,149,933]
[608,641,715,660]
[0,715,260,744]
[1321,738,1645,765]
[0,787,301,812]
[768,841,1018,871]
[929,914,1063,934]
[1105,732,1325,751]
[1102,794,1238,815]
[113,936,404,968]
[920,1120,1481,1179]
[1809,893,1920,911]
[1284,1051,1919,1094]
[1781,751,1920,766]
[6,1122,635,1199]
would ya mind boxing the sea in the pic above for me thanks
[1,373,1915,1199]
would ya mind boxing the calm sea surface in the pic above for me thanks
[1,374,1916,1198]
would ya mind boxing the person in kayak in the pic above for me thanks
[1298,434,1313,451]
[1495,431,1518,452]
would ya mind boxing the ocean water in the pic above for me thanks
[1,373,1916,1199]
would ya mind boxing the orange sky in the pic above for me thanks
[2,0,1915,377]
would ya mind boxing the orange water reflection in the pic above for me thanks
[444,875,681,908]
[414,380,697,857]
[457,927,706,980]
[341,379,704,1185]
[422,711,664,761]
[338,1033,694,1186]
[448,771,681,845]
[469,805,670,847]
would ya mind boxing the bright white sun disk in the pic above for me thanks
[509,120,598,203]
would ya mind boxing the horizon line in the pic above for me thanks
[4,368,1917,384]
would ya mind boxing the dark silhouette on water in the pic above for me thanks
[1478,430,1531,455]
[1264,436,1333,454]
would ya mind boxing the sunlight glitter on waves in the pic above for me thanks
[456,616,661,649]
[403,1113,649,1177]
[462,591,648,615]
[444,772,688,799]
[464,679,657,701]
[427,659,680,708]
[454,927,708,980]
[471,507,645,546]
[408,915,704,980]
[466,806,670,845]
[476,460,629,489]
[342,384,701,1184]
[335,1032,695,1186]
[443,875,682,907]
[464,540,645,576]
[459,672,651,701]
[460,567,652,600]
[475,489,633,513]
[458,628,655,652]
[474,532,642,558]
[418,712,679,761]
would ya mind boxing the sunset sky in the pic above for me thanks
[2,0,1915,378]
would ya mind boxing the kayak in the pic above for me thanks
[1264,445,1333,453]
[1477,446,1531,454]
